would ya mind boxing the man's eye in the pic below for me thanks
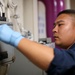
[58,24,63,26]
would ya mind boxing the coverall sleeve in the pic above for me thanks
[46,48,75,75]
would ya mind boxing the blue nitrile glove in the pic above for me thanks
[0,24,24,47]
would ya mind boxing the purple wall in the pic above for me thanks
[38,0,65,42]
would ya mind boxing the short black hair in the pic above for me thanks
[57,9,75,17]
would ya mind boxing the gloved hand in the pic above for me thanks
[0,24,24,47]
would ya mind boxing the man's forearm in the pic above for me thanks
[17,38,54,71]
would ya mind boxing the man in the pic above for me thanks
[0,9,75,75]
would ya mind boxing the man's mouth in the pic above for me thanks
[54,36,59,38]
[53,36,59,40]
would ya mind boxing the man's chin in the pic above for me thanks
[55,41,61,45]
[55,42,62,47]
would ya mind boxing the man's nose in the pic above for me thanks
[52,25,58,33]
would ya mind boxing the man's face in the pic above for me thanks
[53,14,75,49]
